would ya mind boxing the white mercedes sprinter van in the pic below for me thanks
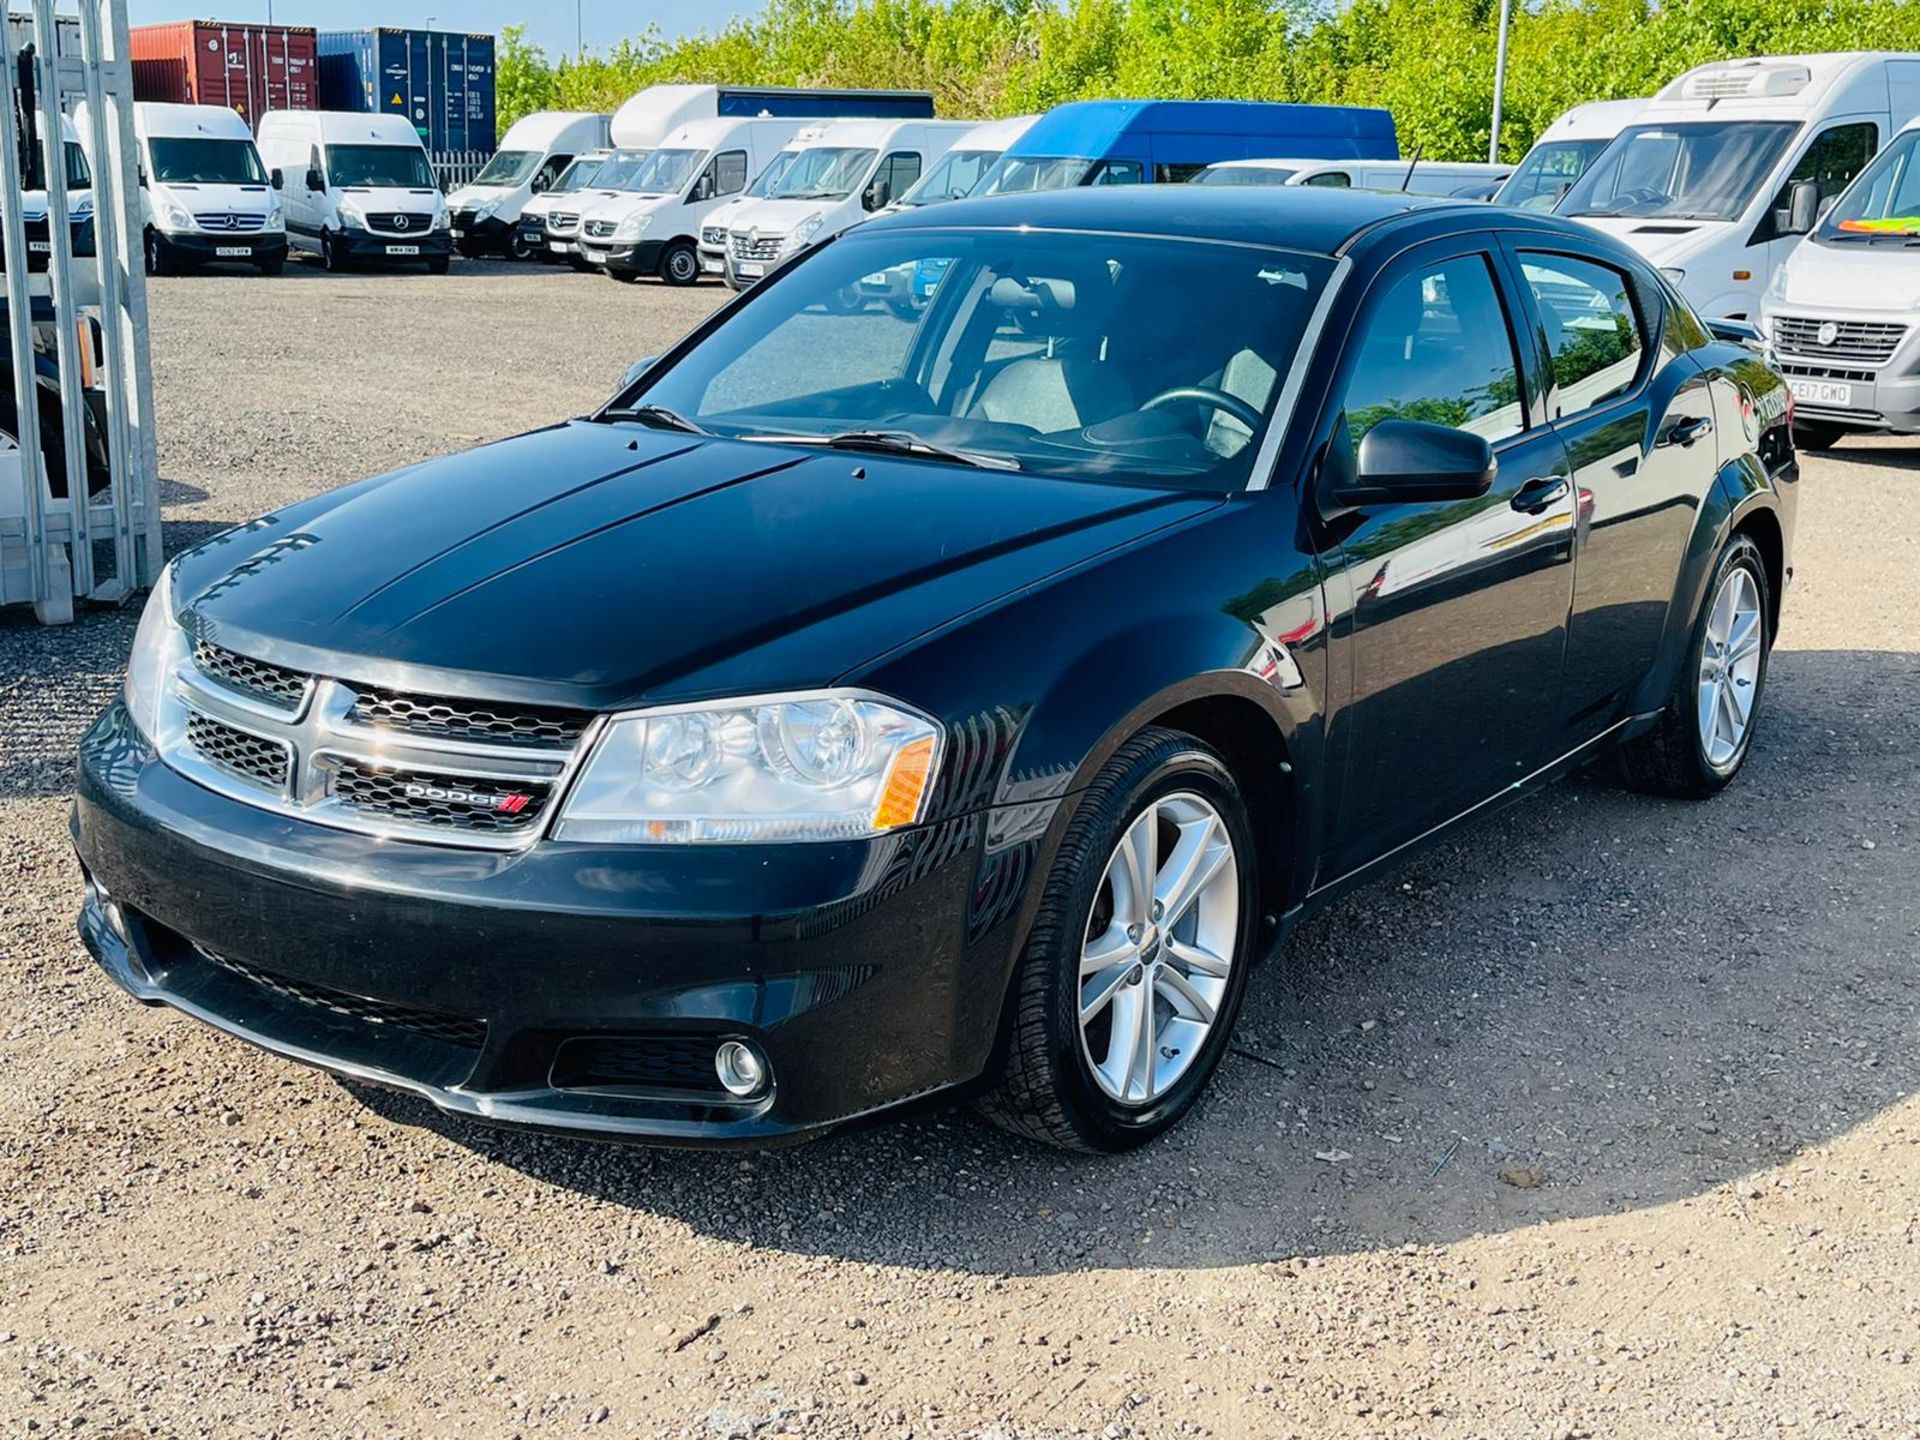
[696,130,821,278]
[1494,98,1645,211]
[14,114,96,275]
[121,102,282,275]
[576,117,815,284]
[447,111,610,259]
[257,111,450,273]
[721,118,976,289]
[1555,52,1920,318]
[514,149,612,261]
[1761,117,1920,449]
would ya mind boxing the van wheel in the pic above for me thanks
[976,727,1257,1152]
[321,230,345,272]
[659,241,700,286]
[143,228,167,276]
[506,229,536,262]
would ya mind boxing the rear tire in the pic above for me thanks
[1792,420,1844,452]
[659,240,700,286]
[976,727,1257,1152]
[1619,532,1772,798]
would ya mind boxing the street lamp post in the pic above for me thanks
[1489,0,1513,163]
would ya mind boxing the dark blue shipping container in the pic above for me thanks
[712,88,933,120]
[317,28,497,161]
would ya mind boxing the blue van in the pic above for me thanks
[975,99,1398,194]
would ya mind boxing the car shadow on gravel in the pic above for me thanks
[343,645,1920,1277]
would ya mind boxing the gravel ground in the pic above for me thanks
[3,255,1918,1440]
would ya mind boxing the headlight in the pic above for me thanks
[554,691,942,845]
[781,211,825,256]
[165,205,192,230]
[339,200,366,226]
[264,203,283,231]
[613,209,651,242]
[432,208,450,232]
[1659,267,1686,285]
[473,199,499,222]
[1765,264,1790,303]
[123,563,186,742]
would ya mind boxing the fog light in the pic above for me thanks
[714,1039,768,1097]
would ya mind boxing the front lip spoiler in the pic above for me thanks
[77,891,906,1150]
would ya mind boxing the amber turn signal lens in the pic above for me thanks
[872,735,937,831]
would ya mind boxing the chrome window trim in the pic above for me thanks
[1244,253,1351,493]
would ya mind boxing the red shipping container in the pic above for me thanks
[128,21,318,131]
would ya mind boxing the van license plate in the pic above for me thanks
[216,246,251,257]
[583,248,606,264]
[548,241,570,253]
[700,256,722,274]
[736,262,763,279]
[27,241,48,252]
[386,245,420,256]
[1787,378,1851,407]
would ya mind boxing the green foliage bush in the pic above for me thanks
[497,0,1920,162]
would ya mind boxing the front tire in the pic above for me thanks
[659,240,700,286]
[506,228,536,262]
[1619,532,1772,798]
[143,228,167,276]
[978,727,1257,1152]
[321,229,344,272]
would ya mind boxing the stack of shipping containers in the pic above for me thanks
[126,20,318,130]
[318,29,497,187]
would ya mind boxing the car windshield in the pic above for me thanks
[899,147,1000,205]
[1558,121,1800,221]
[148,136,263,185]
[1193,165,1297,186]
[627,147,703,196]
[976,155,1098,194]
[1822,127,1920,239]
[611,227,1335,491]
[472,149,540,187]
[549,155,606,193]
[327,143,436,189]
[765,148,877,201]
[1497,138,1609,211]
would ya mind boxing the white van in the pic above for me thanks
[1760,117,1920,449]
[1192,156,1511,196]
[888,114,1037,208]
[446,111,610,260]
[117,102,281,276]
[575,117,817,284]
[1555,53,1920,318]
[696,127,825,278]
[515,149,613,261]
[14,114,96,276]
[721,118,977,289]
[1494,99,1644,211]
[256,111,450,273]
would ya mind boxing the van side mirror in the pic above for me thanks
[1785,178,1819,235]
[305,167,325,193]
[863,180,887,211]
[269,167,283,190]
[1323,418,1496,508]
[531,172,550,194]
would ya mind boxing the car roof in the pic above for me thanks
[861,183,1466,254]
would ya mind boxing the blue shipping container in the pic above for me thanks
[316,28,497,161]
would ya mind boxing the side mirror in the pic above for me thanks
[863,180,887,212]
[619,355,658,391]
[1785,178,1819,235]
[305,167,325,193]
[1707,316,1764,351]
[531,173,550,194]
[269,167,283,190]
[1327,418,1496,507]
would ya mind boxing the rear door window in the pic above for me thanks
[1518,253,1647,415]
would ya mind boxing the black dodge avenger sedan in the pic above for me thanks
[74,187,1796,1152]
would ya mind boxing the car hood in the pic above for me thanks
[1777,240,1920,311]
[173,422,1217,710]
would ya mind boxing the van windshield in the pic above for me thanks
[587,150,653,191]
[472,149,540,187]
[899,147,1000,205]
[746,149,800,197]
[1822,127,1920,239]
[1193,165,1297,186]
[549,155,606,193]
[1498,138,1609,211]
[627,147,703,196]
[1558,121,1800,221]
[327,144,436,189]
[765,148,876,201]
[149,136,264,186]
[65,140,91,189]
[976,155,1142,195]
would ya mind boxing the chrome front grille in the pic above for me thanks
[583,219,616,239]
[701,225,727,246]
[1772,316,1906,365]
[195,211,266,232]
[185,711,291,792]
[362,212,432,236]
[547,211,580,233]
[192,638,310,710]
[730,231,782,262]
[163,641,598,851]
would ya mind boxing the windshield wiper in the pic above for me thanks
[613,404,711,436]
[740,428,1021,470]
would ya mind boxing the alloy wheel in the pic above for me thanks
[1697,565,1764,769]
[1076,792,1239,1105]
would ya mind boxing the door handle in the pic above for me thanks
[1658,415,1714,448]
[1510,476,1571,515]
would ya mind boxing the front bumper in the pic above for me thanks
[72,703,1001,1147]
[601,237,663,278]
[3,214,97,271]
[1769,312,1920,433]
[338,227,451,264]
[155,229,287,265]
